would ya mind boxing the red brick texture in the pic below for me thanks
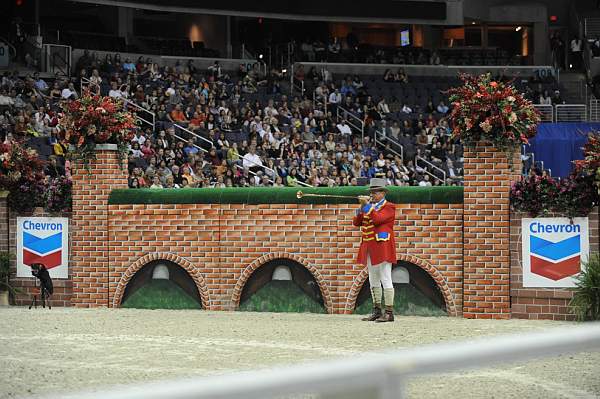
[70,148,128,307]
[6,146,593,320]
[463,143,521,319]
[510,209,599,320]
[106,203,463,314]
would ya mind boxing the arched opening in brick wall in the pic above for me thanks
[234,257,330,314]
[114,256,208,309]
[348,259,453,316]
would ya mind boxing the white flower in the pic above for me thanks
[507,96,516,103]
[0,154,6,162]
[479,121,493,133]
[508,112,517,123]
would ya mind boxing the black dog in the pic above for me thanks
[29,263,53,309]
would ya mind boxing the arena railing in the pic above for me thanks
[555,104,588,122]
[79,77,100,96]
[533,104,554,122]
[296,62,556,79]
[336,105,365,140]
[375,129,403,163]
[172,123,214,149]
[43,323,600,399]
[590,98,600,122]
[585,18,600,39]
[123,99,155,130]
[416,156,446,184]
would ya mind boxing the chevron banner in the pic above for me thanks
[522,218,589,287]
[17,217,69,279]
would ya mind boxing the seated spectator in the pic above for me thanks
[539,90,552,105]
[401,103,413,114]
[383,69,395,82]
[242,146,263,171]
[551,90,565,105]
[396,68,408,83]
[150,176,163,189]
[436,101,449,114]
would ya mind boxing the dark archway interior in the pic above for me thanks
[355,260,446,310]
[121,260,202,306]
[240,258,323,306]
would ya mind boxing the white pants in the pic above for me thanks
[367,255,393,289]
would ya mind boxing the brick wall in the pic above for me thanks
[510,209,599,320]
[463,143,521,319]
[70,146,129,307]
[106,203,464,315]
[0,192,8,253]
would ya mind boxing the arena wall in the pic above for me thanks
[3,146,598,319]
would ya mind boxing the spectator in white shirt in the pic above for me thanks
[337,120,352,137]
[108,82,124,98]
[401,103,413,114]
[570,35,582,70]
[61,83,78,100]
[242,146,263,170]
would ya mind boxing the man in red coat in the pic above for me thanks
[353,177,397,322]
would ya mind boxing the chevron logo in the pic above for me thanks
[22,231,62,269]
[530,235,581,281]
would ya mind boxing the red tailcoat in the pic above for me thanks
[352,200,397,266]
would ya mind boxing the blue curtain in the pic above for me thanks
[527,123,599,178]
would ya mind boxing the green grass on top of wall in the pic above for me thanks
[108,186,463,205]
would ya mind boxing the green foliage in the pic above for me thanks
[354,284,447,317]
[570,253,600,321]
[121,279,201,310]
[239,280,326,313]
[109,186,464,205]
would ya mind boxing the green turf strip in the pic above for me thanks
[121,279,201,310]
[238,280,326,313]
[108,186,463,205]
[354,284,447,317]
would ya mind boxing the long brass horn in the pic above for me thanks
[296,190,364,200]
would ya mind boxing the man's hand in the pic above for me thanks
[358,195,371,205]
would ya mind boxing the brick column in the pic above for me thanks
[0,191,8,252]
[463,142,521,319]
[70,145,128,307]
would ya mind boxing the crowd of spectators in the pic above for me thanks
[1,51,465,189]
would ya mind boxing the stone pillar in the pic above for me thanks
[70,145,128,307]
[463,142,521,319]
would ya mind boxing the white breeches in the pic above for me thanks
[367,255,393,289]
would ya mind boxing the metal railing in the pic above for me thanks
[416,156,446,184]
[375,129,403,162]
[172,124,214,149]
[172,133,208,154]
[555,104,587,122]
[313,90,327,115]
[336,105,364,140]
[42,44,71,76]
[590,99,600,122]
[533,104,554,122]
[585,18,600,39]
[79,77,100,95]
[123,99,155,130]
[41,323,600,399]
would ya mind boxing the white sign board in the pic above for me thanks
[16,217,69,279]
[522,217,589,288]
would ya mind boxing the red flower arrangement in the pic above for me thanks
[0,140,47,212]
[574,132,600,191]
[447,73,541,149]
[59,94,137,168]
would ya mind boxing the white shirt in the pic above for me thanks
[243,152,263,169]
[571,39,582,52]
[109,89,124,98]
[61,88,75,99]
[337,123,352,136]
[329,92,341,104]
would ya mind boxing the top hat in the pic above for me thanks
[368,177,389,192]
